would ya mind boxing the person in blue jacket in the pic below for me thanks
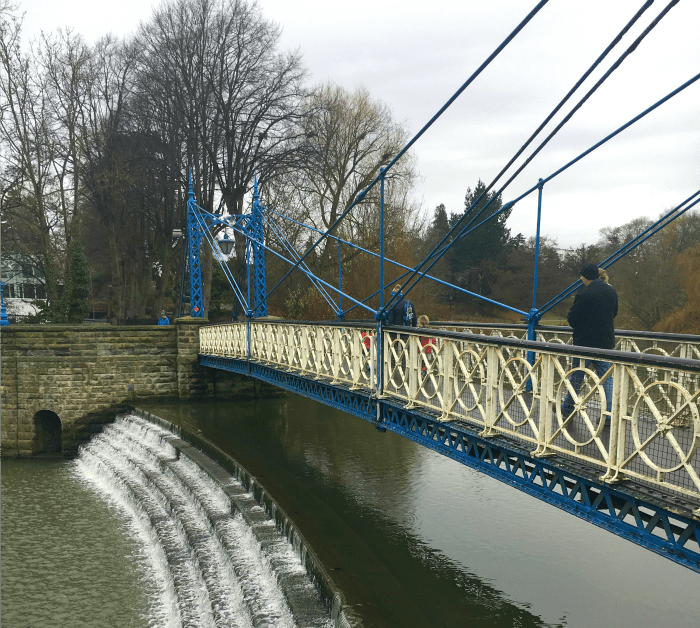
[158,310,170,326]
[387,284,417,328]
[386,284,417,376]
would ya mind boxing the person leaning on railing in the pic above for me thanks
[562,263,618,415]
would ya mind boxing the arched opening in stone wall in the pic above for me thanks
[33,410,62,454]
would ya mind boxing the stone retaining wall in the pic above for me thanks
[0,317,268,457]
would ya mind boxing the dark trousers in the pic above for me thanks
[562,358,613,415]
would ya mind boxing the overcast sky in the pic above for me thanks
[20,0,700,248]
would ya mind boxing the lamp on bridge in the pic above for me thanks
[218,231,235,256]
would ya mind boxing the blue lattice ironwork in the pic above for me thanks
[187,175,204,317]
[252,176,267,317]
[379,404,700,573]
[184,172,266,319]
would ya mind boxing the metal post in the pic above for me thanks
[528,178,545,341]
[246,237,251,318]
[187,171,204,317]
[252,174,267,317]
[376,169,386,397]
[337,239,343,319]
[0,282,8,326]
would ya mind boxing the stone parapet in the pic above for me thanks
[0,321,260,457]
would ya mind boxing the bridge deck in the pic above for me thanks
[200,321,700,573]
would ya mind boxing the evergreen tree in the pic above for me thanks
[62,241,91,323]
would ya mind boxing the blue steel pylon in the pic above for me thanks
[187,173,204,317]
[252,175,267,317]
[185,171,267,319]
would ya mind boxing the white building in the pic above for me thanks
[1,258,47,321]
[554,248,575,263]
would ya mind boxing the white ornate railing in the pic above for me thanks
[431,322,700,361]
[201,321,377,390]
[200,321,700,508]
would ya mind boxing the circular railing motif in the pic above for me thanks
[630,381,700,473]
[555,365,608,447]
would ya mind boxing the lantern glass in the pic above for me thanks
[219,234,234,255]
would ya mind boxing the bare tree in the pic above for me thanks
[270,83,415,272]
[137,0,306,315]
[40,28,94,246]
[0,10,63,303]
[80,35,140,320]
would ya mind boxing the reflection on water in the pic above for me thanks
[1,458,151,628]
[4,391,698,628]
[141,394,700,628]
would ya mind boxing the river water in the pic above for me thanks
[3,392,699,627]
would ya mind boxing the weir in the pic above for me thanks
[74,411,348,628]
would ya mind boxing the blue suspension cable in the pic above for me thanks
[383,0,683,316]
[538,190,700,315]
[261,212,340,313]
[389,68,700,312]
[263,0,551,305]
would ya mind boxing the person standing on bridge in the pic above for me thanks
[387,284,417,328]
[386,284,417,378]
[562,263,617,416]
[158,310,170,326]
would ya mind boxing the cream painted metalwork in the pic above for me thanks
[433,323,700,360]
[202,322,377,391]
[200,322,700,506]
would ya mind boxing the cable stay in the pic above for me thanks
[264,0,551,304]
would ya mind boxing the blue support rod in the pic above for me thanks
[261,213,339,313]
[264,206,527,318]
[263,0,550,304]
[378,171,386,393]
[226,220,377,315]
[338,239,343,317]
[195,216,249,310]
[538,190,700,315]
[246,237,251,317]
[531,181,544,314]
[526,180,544,375]
[385,69,700,315]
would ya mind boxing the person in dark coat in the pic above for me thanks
[387,284,417,327]
[562,263,618,415]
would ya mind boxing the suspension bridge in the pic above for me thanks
[178,0,700,573]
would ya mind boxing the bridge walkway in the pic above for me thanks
[199,320,700,573]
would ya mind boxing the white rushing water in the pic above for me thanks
[73,414,331,628]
